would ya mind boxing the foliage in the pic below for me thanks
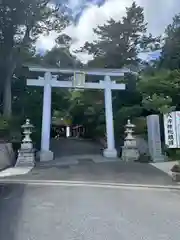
[138,69,180,114]
[0,116,9,141]
[161,13,180,69]
[0,0,69,117]
[43,47,75,67]
[43,33,83,68]
[165,148,180,161]
[94,124,106,138]
[142,94,174,114]
[0,115,22,141]
[115,105,143,121]
[0,116,9,131]
[133,117,147,135]
[78,2,149,68]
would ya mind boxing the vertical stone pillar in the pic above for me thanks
[147,115,164,162]
[40,72,54,161]
[103,75,117,158]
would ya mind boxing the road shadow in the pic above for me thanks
[0,184,25,240]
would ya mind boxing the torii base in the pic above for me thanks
[103,148,117,158]
[40,150,54,162]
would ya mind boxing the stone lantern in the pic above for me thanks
[21,119,34,150]
[121,119,140,162]
[15,119,35,167]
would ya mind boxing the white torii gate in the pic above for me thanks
[27,66,130,162]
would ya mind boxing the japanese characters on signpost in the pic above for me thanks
[147,112,180,162]
[164,111,180,148]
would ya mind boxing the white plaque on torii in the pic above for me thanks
[73,71,86,89]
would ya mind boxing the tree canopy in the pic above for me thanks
[1,1,180,147]
[161,13,180,69]
[0,0,69,117]
[78,2,159,69]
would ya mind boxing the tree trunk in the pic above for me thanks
[0,66,5,114]
[2,54,17,118]
[3,75,12,118]
[0,83,3,114]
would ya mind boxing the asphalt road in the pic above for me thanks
[0,183,180,240]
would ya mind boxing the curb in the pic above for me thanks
[0,179,179,190]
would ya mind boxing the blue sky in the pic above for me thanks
[36,0,180,62]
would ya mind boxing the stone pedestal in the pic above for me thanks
[121,146,139,162]
[40,150,54,162]
[103,148,117,158]
[16,149,35,167]
[172,172,180,182]
[121,120,140,162]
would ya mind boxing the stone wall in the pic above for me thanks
[0,143,15,170]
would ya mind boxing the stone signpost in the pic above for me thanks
[147,115,164,162]
[164,111,180,148]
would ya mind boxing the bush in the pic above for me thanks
[94,124,106,138]
[164,148,180,161]
[0,115,22,143]
[8,116,22,143]
[133,117,147,136]
[0,116,9,130]
[0,116,10,141]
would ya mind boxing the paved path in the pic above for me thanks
[50,138,102,158]
[0,183,180,240]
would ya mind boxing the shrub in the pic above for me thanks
[133,117,147,136]
[164,148,180,161]
[0,116,10,141]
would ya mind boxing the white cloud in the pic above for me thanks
[68,0,82,9]
[138,0,180,35]
[69,0,131,49]
[67,0,132,62]
[36,0,180,62]
[36,31,58,51]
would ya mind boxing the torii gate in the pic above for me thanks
[27,66,131,162]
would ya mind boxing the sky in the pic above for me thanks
[36,0,180,62]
